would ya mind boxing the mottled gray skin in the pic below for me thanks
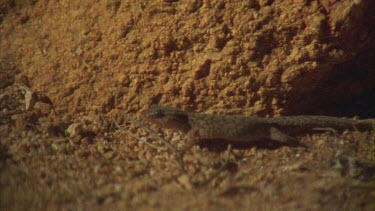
[142,105,374,146]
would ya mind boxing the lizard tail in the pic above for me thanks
[354,119,375,131]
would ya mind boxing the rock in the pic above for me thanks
[34,102,52,115]
[11,113,28,131]
[66,123,83,138]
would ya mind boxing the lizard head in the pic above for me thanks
[141,105,191,132]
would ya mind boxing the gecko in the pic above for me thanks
[141,105,374,147]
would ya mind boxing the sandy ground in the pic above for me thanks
[1,0,375,210]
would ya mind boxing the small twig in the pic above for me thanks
[123,114,175,150]
[114,122,160,150]
[122,114,185,172]
[198,144,232,186]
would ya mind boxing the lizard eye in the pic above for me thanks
[153,110,165,118]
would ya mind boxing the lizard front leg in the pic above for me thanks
[270,127,299,145]
[185,128,200,149]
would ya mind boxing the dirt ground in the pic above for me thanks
[1,0,375,210]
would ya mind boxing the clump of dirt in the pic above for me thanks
[1,0,375,210]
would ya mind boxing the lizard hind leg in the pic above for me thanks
[270,127,299,145]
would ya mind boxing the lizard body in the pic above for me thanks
[141,105,374,146]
